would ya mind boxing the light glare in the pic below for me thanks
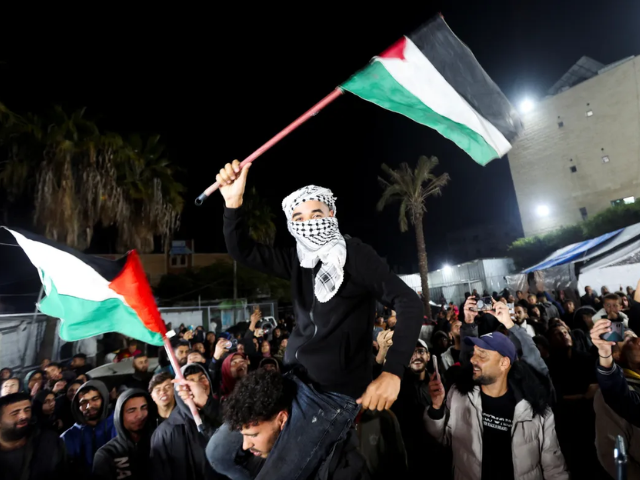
[536,205,550,217]
[520,99,535,113]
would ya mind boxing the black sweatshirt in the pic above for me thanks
[224,206,424,398]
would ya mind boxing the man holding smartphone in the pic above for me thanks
[594,294,629,337]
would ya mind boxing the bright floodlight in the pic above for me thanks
[536,205,550,217]
[519,99,535,113]
[443,264,453,274]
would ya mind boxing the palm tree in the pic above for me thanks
[242,186,277,246]
[0,102,184,252]
[377,155,450,317]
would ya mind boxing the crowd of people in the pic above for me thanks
[2,283,639,479]
[2,159,640,480]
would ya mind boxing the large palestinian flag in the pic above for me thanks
[341,15,522,166]
[4,228,166,346]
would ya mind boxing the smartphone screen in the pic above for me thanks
[432,354,439,377]
[601,321,625,342]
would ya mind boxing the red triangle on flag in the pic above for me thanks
[379,37,407,60]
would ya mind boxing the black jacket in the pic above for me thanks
[224,206,424,398]
[0,427,67,480]
[93,388,158,480]
[150,363,223,480]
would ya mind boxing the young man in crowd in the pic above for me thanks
[440,320,463,372]
[149,372,176,425]
[188,350,208,366]
[151,363,221,480]
[513,305,537,336]
[212,160,423,478]
[375,337,450,478]
[425,301,568,479]
[590,321,640,477]
[1,377,20,397]
[44,362,63,390]
[61,379,117,475]
[70,353,92,376]
[581,285,601,309]
[0,392,68,479]
[155,339,190,375]
[545,320,605,477]
[93,388,158,480]
[0,368,11,380]
[214,368,369,479]
[124,353,153,390]
[115,340,142,362]
[56,380,83,432]
[562,300,576,328]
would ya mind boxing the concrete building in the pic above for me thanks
[508,55,640,237]
[99,240,231,286]
[446,222,521,264]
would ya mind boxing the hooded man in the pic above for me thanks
[150,363,222,480]
[61,379,117,475]
[93,388,158,480]
[0,392,68,480]
[212,161,423,478]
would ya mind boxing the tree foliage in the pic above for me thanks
[508,201,640,269]
[0,102,184,252]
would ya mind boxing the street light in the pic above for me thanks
[536,205,550,217]
[519,99,535,113]
[443,264,453,274]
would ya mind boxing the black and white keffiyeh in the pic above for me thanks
[282,185,346,303]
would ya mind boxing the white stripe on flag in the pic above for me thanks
[8,230,124,303]
[377,38,512,157]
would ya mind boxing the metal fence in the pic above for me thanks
[399,258,516,307]
[0,300,278,375]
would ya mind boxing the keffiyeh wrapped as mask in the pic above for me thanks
[282,185,346,303]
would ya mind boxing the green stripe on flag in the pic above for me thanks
[40,280,164,346]
[342,62,500,166]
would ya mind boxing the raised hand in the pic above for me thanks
[491,299,514,329]
[463,296,479,324]
[217,160,251,208]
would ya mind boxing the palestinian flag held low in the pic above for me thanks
[342,15,522,166]
[4,228,166,346]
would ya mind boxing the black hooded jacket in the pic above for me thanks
[150,363,224,480]
[0,426,68,480]
[224,206,424,399]
[93,388,158,480]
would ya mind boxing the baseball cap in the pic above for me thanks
[464,332,516,364]
[416,339,429,351]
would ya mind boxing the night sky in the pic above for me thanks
[1,1,639,309]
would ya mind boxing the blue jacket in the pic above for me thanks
[61,379,117,473]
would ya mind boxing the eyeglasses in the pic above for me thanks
[415,348,428,355]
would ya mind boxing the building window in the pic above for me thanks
[586,110,593,117]
[570,166,577,173]
[170,256,177,266]
[179,255,187,266]
[602,155,610,163]
[611,197,635,207]
[580,207,588,221]
[558,121,564,128]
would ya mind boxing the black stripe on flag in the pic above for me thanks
[9,228,127,282]
[409,16,523,143]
